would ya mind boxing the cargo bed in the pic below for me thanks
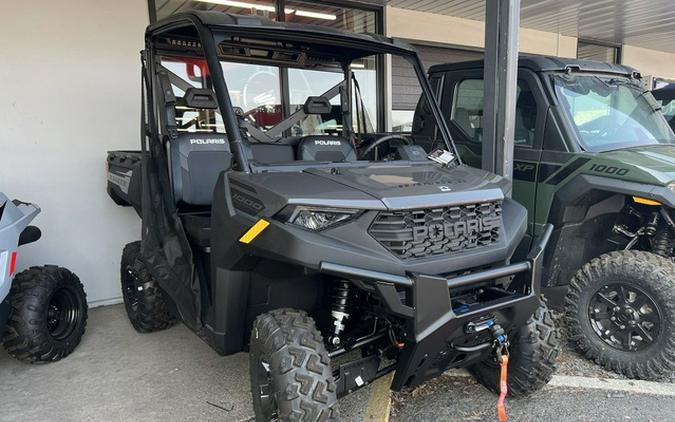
[106,150,143,214]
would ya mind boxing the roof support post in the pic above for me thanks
[482,0,520,193]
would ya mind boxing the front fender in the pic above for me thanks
[549,174,675,227]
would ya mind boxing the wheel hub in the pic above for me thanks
[614,305,639,324]
[46,287,81,341]
[123,266,142,312]
[588,283,662,352]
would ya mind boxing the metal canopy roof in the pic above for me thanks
[385,0,675,53]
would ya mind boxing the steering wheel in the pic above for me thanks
[359,135,412,160]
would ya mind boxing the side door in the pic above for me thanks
[437,68,547,234]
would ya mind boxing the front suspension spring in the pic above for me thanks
[329,280,354,346]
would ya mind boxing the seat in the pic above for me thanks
[169,132,232,247]
[296,136,356,162]
[170,132,231,206]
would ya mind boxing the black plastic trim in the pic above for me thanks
[319,224,553,390]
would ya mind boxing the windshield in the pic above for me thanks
[157,33,452,167]
[553,74,675,152]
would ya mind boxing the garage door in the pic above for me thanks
[391,44,482,129]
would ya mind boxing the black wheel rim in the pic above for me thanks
[254,357,278,421]
[123,265,141,314]
[588,282,662,352]
[46,287,81,341]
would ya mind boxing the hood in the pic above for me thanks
[599,145,675,185]
[237,163,509,213]
[306,163,508,209]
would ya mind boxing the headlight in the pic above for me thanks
[668,182,675,193]
[284,206,360,231]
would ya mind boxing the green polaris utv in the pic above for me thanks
[419,57,675,379]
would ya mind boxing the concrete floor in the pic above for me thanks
[1,304,674,422]
[0,304,371,422]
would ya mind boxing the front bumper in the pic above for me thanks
[320,224,553,390]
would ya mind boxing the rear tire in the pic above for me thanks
[120,241,176,333]
[3,266,88,363]
[249,308,338,422]
[469,297,561,396]
[565,251,675,379]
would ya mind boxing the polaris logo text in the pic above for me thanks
[314,140,342,146]
[190,138,226,145]
[412,217,501,243]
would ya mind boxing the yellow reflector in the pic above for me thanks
[632,196,661,206]
[239,219,270,244]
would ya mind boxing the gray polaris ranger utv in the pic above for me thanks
[106,11,560,421]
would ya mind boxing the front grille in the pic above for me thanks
[369,202,502,260]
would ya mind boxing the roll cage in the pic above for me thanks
[143,11,458,174]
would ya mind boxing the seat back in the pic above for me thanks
[296,136,356,162]
[250,144,296,164]
[170,133,231,206]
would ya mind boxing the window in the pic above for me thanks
[150,0,277,20]
[577,40,620,64]
[450,79,537,146]
[554,74,675,151]
[154,0,277,21]
[153,0,378,34]
[222,62,281,130]
[352,56,378,133]
[160,57,283,133]
[451,79,484,142]
[150,0,383,129]
[284,1,377,33]
[161,56,226,133]
[288,68,344,136]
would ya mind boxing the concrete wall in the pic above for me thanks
[621,45,675,80]
[0,0,149,306]
[386,6,578,58]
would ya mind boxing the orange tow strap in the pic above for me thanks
[497,354,509,421]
